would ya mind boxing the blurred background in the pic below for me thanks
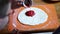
[0,0,60,34]
[54,2,60,22]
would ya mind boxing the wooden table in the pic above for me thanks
[8,4,59,32]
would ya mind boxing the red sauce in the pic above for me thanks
[25,10,35,17]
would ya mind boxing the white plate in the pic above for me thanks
[18,7,48,25]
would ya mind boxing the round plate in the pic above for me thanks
[18,7,48,25]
